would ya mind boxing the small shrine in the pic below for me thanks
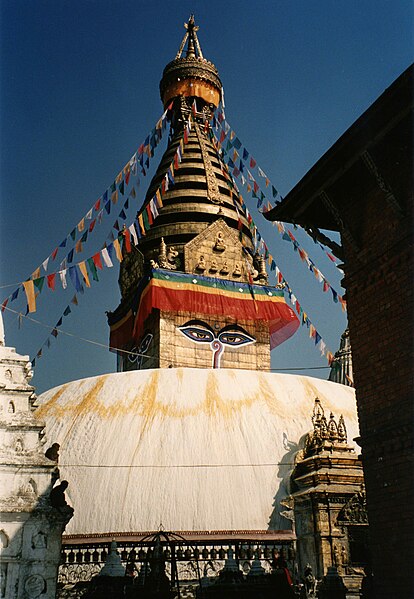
[0,315,73,598]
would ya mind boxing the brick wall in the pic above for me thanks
[342,174,413,597]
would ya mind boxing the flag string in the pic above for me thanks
[212,110,343,267]
[211,112,346,312]
[210,125,336,366]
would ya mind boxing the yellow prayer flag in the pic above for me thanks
[111,190,118,204]
[78,261,90,287]
[23,280,36,313]
[156,189,163,208]
[113,238,123,262]
[138,214,146,236]
[78,218,85,232]
[31,267,41,280]
[116,172,123,184]
[75,240,83,254]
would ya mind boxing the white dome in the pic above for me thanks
[35,368,359,536]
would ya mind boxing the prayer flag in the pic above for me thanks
[101,247,113,268]
[113,238,123,262]
[59,269,67,289]
[11,288,20,301]
[79,261,91,287]
[123,228,131,253]
[31,267,41,280]
[23,280,36,313]
[87,258,99,282]
[129,224,138,246]
[33,277,45,293]
[47,274,56,290]
[250,157,256,168]
[92,252,103,270]
[78,219,85,232]
[156,189,163,208]
[138,214,146,236]
[94,198,101,211]
[69,266,82,292]
[63,306,71,316]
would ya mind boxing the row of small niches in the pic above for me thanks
[61,544,293,564]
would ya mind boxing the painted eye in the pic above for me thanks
[128,346,139,363]
[218,331,256,347]
[179,326,215,344]
[139,333,153,354]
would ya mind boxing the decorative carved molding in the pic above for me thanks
[337,490,368,525]
[361,150,404,217]
[195,123,222,204]
[319,191,360,252]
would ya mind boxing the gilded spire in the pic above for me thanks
[160,16,222,109]
[175,15,204,60]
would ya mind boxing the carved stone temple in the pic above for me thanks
[32,16,367,598]
[0,315,73,599]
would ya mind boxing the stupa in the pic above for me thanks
[34,16,361,594]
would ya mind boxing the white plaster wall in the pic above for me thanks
[36,368,359,535]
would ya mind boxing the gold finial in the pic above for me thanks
[176,15,204,60]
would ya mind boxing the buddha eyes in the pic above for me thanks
[179,326,215,343]
[217,331,255,346]
[179,325,255,347]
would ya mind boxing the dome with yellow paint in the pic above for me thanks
[35,368,359,537]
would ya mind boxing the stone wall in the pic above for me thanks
[0,339,73,598]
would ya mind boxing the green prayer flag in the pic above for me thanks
[87,258,99,282]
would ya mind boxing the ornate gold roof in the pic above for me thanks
[160,15,222,108]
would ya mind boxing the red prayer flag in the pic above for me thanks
[146,204,153,226]
[123,228,131,253]
[92,252,103,270]
[47,274,56,290]
[94,199,101,211]
[51,248,58,261]
[250,158,256,168]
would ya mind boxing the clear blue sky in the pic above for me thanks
[1,0,412,394]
